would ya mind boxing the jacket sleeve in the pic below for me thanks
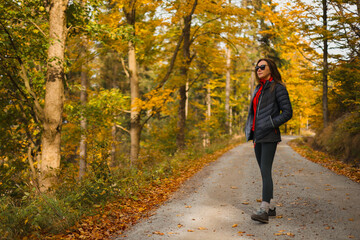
[271,84,293,127]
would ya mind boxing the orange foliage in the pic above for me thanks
[44,143,239,239]
[288,140,360,183]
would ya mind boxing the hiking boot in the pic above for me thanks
[251,208,269,223]
[268,207,276,217]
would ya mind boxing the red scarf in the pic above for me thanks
[251,77,273,131]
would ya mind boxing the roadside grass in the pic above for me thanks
[0,136,244,240]
[288,137,360,183]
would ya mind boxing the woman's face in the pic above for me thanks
[256,60,271,80]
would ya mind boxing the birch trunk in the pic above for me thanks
[40,0,68,190]
[229,107,233,135]
[248,71,255,112]
[203,78,211,147]
[177,84,187,150]
[225,47,231,133]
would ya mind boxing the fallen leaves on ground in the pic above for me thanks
[197,227,208,230]
[274,230,295,237]
[43,143,240,240]
[288,140,360,183]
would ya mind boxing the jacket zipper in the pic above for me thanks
[254,82,267,143]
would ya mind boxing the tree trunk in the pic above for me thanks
[40,0,68,191]
[128,40,141,164]
[248,71,255,112]
[206,79,211,121]
[111,55,120,167]
[111,122,117,167]
[176,13,192,150]
[203,78,211,147]
[225,47,231,133]
[79,57,87,180]
[185,80,189,119]
[322,0,329,127]
[175,0,197,150]
[177,84,187,150]
[124,2,141,164]
[229,107,233,135]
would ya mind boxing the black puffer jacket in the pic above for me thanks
[245,81,292,143]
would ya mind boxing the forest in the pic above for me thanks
[0,0,359,238]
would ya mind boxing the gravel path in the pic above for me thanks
[116,136,360,240]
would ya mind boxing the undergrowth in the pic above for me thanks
[288,137,360,183]
[0,136,243,239]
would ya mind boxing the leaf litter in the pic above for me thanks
[43,144,238,239]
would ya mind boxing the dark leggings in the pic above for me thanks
[254,142,277,203]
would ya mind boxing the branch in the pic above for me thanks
[137,0,199,127]
[116,124,130,134]
[19,64,45,121]
[0,19,44,121]
[187,61,210,91]
[330,2,360,38]
[189,51,197,64]
[121,109,131,114]
[189,0,198,17]
[190,17,221,44]
[295,45,320,66]
[141,111,155,129]
[187,72,203,91]
[2,68,39,124]
[28,143,39,187]
[154,0,199,90]
[1,64,28,100]
[155,32,184,89]
[65,26,73,38]
[121,57,130,79]
[15,17,48,38]
[218,34,240,54]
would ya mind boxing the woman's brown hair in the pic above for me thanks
[255,58,285,90]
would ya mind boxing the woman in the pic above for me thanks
[245,58,292,223]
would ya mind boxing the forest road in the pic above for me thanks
[115,136,360,240]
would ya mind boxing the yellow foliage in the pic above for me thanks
[134,88,175,115]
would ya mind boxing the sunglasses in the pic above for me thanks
[255,64,267,71]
